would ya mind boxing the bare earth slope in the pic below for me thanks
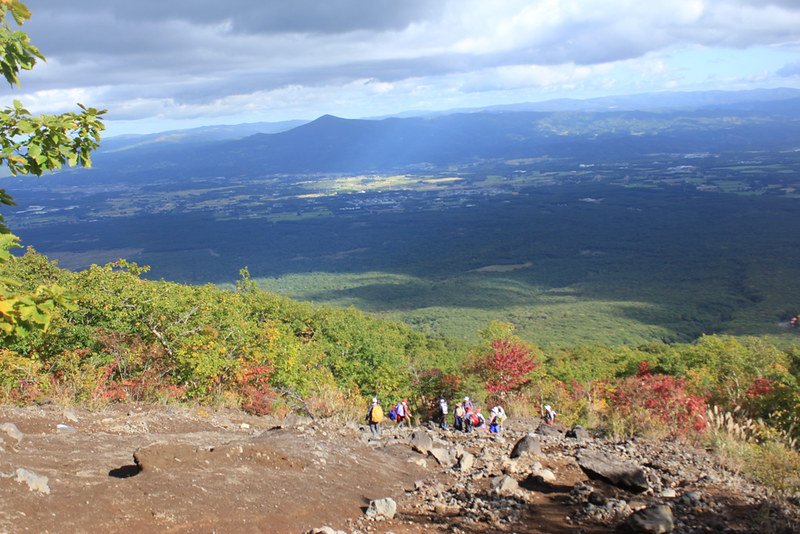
[1,404,798,533]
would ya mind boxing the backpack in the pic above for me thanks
[471,413,479,426]
[388,408,397,420]
[395,403,405,417]
[371,404,384,423]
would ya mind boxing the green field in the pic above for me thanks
[10,151,800,349]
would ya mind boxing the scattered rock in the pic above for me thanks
[681,490,702,507]
[365,497,397,520]
[534,468,556,482]
[588,491,608,506]
[282,414,313,427]
[491,475,520,495]
[457,451,474,472]
[570,481,595,503]
[63,409,79,423]
[15,468,50,494]
[577,449,648,492]
[409,431,434,454]
[305,527,347,534]
[535,422,563,437]
[510,433,541,458]
[0,422,23,444]
[428,447,454,467]
[409,457,427,467]
[56,423,77,433]
[1,407,798,533]
[621,504,674,533]
[566,425,590,440]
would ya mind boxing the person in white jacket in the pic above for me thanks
[544,404,557,425]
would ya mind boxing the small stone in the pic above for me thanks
[409,431,434,454]
[15,468,50,494]
[566,425,590,439]
[682,490,702,506]
[305,527,347,534]
[588,491,608,506]
[491,475,519,495]
[535,468,556,482]
[63,409,79,423]
[0,422,23,444]
[428,447,454,467]
[458,451,475,472]
[622,504,674,534]
[365,497,397,520]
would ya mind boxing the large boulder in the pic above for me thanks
[577,449,648,492]
[510,433,541,458]
[534,422,563,437]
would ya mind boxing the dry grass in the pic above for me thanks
[705,405,800,496]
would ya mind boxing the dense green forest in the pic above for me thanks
[14,181,800,348]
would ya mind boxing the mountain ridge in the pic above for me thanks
[59,89,800,186]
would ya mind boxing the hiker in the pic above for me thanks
[462,396,473,412]
[395,399,411,428]
[489,405,505,433]
[463,405,474,433]
[438,397,449,429]
[453,402,464,431]
[474,408,487,431]
[366,398,383,439]
[544,404,557,425]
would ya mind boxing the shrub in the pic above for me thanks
[606,362,708,438]
[471,338,540,398]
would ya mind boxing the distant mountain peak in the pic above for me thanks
[314,114,346,122]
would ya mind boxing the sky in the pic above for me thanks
[7,0,800,137]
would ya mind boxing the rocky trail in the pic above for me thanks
[1,404,798,533]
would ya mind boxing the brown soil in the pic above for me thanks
[1,404,798,533]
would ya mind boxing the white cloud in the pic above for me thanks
[7,0,800,135]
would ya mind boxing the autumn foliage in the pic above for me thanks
[473,338,539,397]
[609,361,708,436]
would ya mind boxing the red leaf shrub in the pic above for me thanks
[473,339,539,397]
[238,362,276,416]
[610,362,708,436]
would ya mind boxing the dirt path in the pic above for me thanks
[1,404,798,533]
[0,405,432,533]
